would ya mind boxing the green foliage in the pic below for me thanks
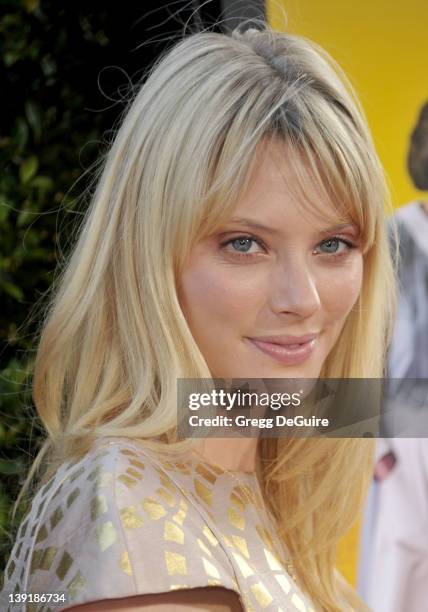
[0,0,137,575]
[0,0,192,583]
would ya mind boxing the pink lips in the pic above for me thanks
[247,334,318,365]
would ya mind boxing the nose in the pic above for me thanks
[269,257,321,318]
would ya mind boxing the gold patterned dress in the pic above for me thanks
[1,436,316,612]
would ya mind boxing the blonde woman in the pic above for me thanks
[1,23,395,612]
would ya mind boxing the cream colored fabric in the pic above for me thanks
[1,436,316,612]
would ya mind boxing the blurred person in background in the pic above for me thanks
[357,101,428,612]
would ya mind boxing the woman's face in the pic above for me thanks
[178,140,363,379]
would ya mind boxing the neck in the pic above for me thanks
[420,200,428,216]
[193,436,259,473]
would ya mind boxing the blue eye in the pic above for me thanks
[221,235,265,257]
[220,234,356,260]
[320,238,341,253]
[316,237,354,255]
[231,238,254,252]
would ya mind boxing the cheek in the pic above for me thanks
[179,261,262,327]
[319,257,363,319]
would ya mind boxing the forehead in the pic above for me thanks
[230,137,354,229]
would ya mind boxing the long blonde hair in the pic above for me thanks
[15,23,395,611]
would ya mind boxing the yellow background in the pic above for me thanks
[266,0,428,586]
[267,0,428,209]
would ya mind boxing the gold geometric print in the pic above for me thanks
[69,466,85,483]
[56,550,73,581]
[95,520,117,551]
[291,592,307,611]
[120,505,145,529]
[120,449,139,458]
[222,533,233,547]
[231,551,254,578]
[119,550,133,576]
[264,546,284,571]
[6,560,15,580]
[126,467,144,480]
[230,492,245,513]
[39,546,57,571]
[256,523,274,549]
[197,537,213,558]
[30,549,43,574]
[87,466,102,482]
[1,441,317,612]
[164,521,184,544]
[66,488,81,508]
[90,494,108,521]
[202,557,220,579]
[165,551,187,575]
[158,472,179,494]
[128,458,146,471]
[117,474,139,489]
[195,462,218,485]
[141,497,167,520]
[172,499,188,526]
[35,524,48,544]
[177,461,193,474]
[275,573,291,594]
[202,525,219,547]
[67,570,87,598]
[94,471,113,488]
[228,506,245,531]
[49,507,64,530]
[230,535,250,559]
[40,477,55,497]
[250,581,273,608]
[51,482,64,500]
[156,486,176,507]
[158,460,191,476]
[235,484,255,507]
[194,479,213,507]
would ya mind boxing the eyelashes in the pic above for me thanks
[315,237,356,256]
[219,233,357,260]
[220,236,266,258]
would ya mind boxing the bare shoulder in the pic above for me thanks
[63,586,244,611]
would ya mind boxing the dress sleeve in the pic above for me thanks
[25,445,135,611]
[25,443,238,611]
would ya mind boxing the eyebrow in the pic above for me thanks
[226,217,359,236]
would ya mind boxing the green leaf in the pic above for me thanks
[29,176,54,192]
[16,208,34,227]
[12,117,30,154]
[25,101,42,143]
[0,459,24,475]
[12,118,29,154]
[4,52,19,68]
[0,198,11,223]
[1,282,24,302]
[24,0,40,13]
[19,156,38,184]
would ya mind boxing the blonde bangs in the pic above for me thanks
[173,78,384,268]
